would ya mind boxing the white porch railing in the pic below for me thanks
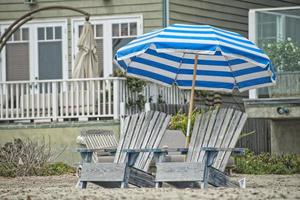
[0,77,189,122]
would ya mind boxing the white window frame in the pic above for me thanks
[0,18,68,82]
[72,14,143,77]
[248,6,300,99]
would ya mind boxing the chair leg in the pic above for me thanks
[121,165,130,188]
[155,182,162,188]
[121,181,128,188]
[76,180,87,189]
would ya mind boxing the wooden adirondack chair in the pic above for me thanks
[77,111,171,188]
[77,129,118,163]
[154,108,247,188]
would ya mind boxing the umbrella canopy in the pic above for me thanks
[115,24,276,92]
[72,21,99,78]
[114,24,276,146]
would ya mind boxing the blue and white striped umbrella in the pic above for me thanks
[115,24,276,92]
[115,24,276,145]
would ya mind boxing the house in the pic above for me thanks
[0,0,299,164]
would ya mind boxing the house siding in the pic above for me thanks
[0,0,164,78]
[169,0,300,36]
[0,0,163,33]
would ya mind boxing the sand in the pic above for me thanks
[0,174,299,200]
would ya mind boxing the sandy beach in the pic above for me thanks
[0,174,299,200]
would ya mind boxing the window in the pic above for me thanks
[37,26,63,80]
[0,20,67,82]
[112,22,137,72]
[73,16,142,78]
[5,27,30,81]
[249,7,300,98]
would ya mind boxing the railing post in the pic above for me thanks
[145,102,151,112]
[52,82,58,122]
[113,79,120,120]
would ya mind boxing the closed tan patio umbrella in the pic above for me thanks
[72,21,99,78]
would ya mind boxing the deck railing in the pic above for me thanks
[0,77,189,122]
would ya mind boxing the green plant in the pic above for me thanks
[114,69,146,110]
[37,162,75,176]
[169,108,208,135]
[263,38,300,72]
[235,150,300,174]
[157,94,166,104]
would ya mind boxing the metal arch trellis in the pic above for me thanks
[0,6,91,52]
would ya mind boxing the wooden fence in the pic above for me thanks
[149,103,271,154]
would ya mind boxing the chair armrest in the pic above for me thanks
[122,148,188,154]
[122,148,167,153]
[77,148,117,156]
[201,147,245,155]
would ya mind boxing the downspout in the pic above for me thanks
[162,0,169,28]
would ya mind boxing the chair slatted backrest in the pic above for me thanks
[186,108,247,172]
[81,129,118,162]
[82,129,118,149]
[114,111,171,172]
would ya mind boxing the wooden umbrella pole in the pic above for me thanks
[185,53,199,148]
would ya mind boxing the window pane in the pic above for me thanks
[6,43,30,81]
[121,23,128,36]
[14,28,21,41]
[46,27,53,40]
[38,27,44,40]
[95,39,104,77]
[112,24,119,37]
[55,27,62,39]
[95,24,103,37]
[22,28,29,41]
[256,9,300,98]
[38,41,62,79]
[130,22,137,35]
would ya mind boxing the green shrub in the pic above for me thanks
[37,162,75,176]
[235,150,300,174]
[0,138,74,177]
[0,163,17,177]
[0,162,75,177]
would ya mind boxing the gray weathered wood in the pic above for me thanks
[79,111,171,188]
[219,113,248,171]
[134,111,160,168]
[80,163,126,182]
[156,162,204,182]
[118,113,139,163]
[129,167,156,188]
[133,111,155,150]
[186,114,202,162]
[114,115,131,163]
[155,108,247,188]
[80,129,118,163]
[135,112,164,169]
[213,110,243,169]
[129,112,146,149]
[208,167,239,187]
[206,108,227,148]
[197,109,219,162]
[188,111,210,162]
[139,113,170,171]
[143,115,171,171]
